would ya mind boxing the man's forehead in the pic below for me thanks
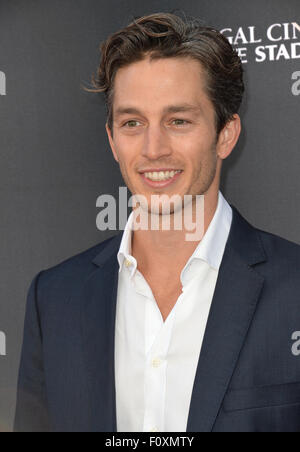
[112,57,210,117]
[114,102,203,118]
[113,55,207,90]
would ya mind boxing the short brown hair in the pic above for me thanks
[85,11,244,138]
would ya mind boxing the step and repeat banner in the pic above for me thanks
[0,0,299,431]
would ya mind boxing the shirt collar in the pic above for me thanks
[189,190,232,271]
[117,207,136,275]
[117,190,232,278]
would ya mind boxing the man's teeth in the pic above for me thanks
[144,170,182,181]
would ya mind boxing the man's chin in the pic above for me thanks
[142,198,186,217]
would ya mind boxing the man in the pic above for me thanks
[14,12,300,432]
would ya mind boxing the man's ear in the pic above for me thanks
[105,122,119,163]
[217,114,241,160]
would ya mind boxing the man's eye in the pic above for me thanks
[172,119,190,126]
[123,120,140,127]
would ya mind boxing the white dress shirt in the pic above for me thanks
[114,190,232,432]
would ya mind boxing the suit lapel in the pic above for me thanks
[81,233,122,432]
[186,205,267,432]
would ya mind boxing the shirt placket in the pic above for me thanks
[143,293,176,432]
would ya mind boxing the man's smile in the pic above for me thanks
[140,169,183,188]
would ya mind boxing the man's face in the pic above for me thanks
[106,55,221,214]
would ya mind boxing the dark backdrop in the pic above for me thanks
[0,0,299,432]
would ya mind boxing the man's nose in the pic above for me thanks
[141,124,172,160]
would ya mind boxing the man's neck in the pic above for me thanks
[131,190,219,276]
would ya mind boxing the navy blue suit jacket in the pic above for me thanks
[14,205,300,432]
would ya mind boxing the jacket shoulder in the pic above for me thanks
[36,233,121,293]
[254,227,300,303]
[256,227,300,264]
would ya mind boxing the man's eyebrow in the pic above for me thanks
[114,103,202,118]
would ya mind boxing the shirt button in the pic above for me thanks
[150,427,159,432]
[125,259,132,268]
[152,358,162,368]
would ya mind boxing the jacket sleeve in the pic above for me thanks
[14,271,51,432]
